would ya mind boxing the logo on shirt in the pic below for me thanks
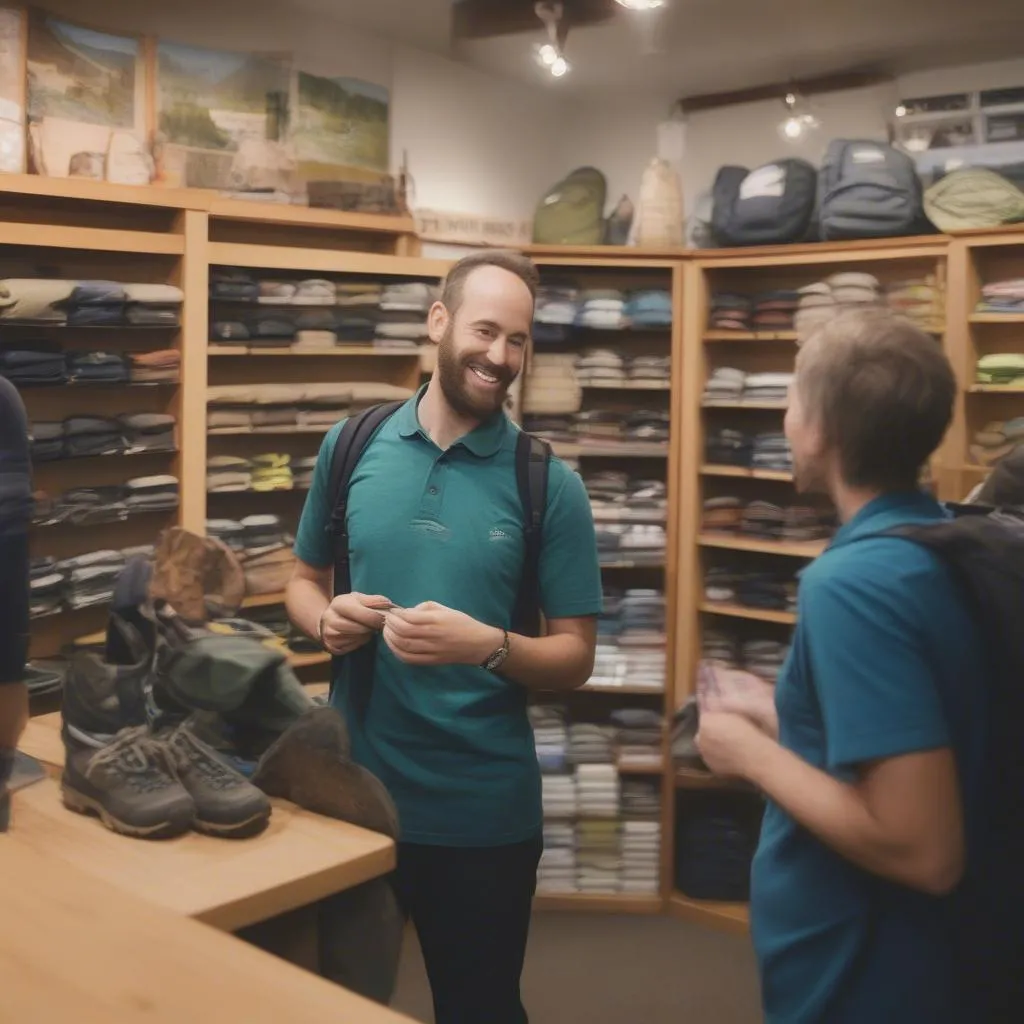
[490,528,512,542]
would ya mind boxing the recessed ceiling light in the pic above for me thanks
[550,56,570,78]
[615,0,665,9]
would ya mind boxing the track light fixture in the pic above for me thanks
[534,2,571,79]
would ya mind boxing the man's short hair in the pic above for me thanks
[440,250,540,316]
[796,307,956,491]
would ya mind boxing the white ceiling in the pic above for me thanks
[292,0,1024,98]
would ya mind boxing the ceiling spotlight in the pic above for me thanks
[895,104,908,118]
[537,43,558,66]
[615,0,666,9]
[777,91,820,143]
[550,56,570,77]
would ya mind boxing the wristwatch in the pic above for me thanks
[481,629,510,672]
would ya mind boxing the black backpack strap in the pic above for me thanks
[512,431,551,637]
[324,400,404,711]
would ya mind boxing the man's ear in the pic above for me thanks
[427,301,449,346]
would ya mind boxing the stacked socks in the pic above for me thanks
[794,281,837,340]
[977,353,1024,386]
[625,289,672,328]
[709,293,752,331]
[828,272,882,306]
[702,367,745,404]
[971,418,1024,466]
[128,349,180,383]
[622,779,661,818]
[577,290,625,329]
[524,353,581,415]
[575,348,626,387]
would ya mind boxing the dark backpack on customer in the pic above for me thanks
[818,139,925,240]
[885,506,1024,1022]
[325,402,551,714]
[711,159,818,247]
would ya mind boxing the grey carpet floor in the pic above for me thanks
[392,910,762,1023]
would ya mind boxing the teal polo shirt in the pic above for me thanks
[751,492,988,1023]
[293,390,602,847]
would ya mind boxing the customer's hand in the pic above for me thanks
[698,663,779,738]
[382,602,500,667]
[696,711,769,780]
[320,592,393,656]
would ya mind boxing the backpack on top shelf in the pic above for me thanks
[533,166,607,246]
[711,159,818,247]
[923,167,1024,232]
[818,139,925,240]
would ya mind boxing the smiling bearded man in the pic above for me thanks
[286,250,602,1024]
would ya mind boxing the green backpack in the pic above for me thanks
[533,166,607,245]
[923,167,1024,232]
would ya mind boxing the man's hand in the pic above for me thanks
[696,710,772,780]
[698,664,779,738]
[382,602,500,667]
[320,592,393,656]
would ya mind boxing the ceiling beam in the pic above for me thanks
[679,70,893,114]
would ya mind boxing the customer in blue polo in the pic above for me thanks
[697,307,987,1022]
[287,250,601,1024]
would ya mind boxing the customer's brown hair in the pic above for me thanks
[796,307,956,491]
[440,250,540,315]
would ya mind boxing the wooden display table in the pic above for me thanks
[14,711,394,932]
[0,842,413,1024]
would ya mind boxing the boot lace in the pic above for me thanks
[87,726,176,794]
[165,726,243,792]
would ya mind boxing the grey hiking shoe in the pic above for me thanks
[61,724,195,840]
[158,719,271,839]
[252,707,398,839]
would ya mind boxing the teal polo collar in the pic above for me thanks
[829,490,946,550]
[396,383,511,458]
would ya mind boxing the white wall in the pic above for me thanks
[38,0,570,220]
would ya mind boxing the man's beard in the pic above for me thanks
[436,330,514,420]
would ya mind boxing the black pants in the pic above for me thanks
[393,834,542,1024]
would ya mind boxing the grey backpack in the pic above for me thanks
[818,139,924,240]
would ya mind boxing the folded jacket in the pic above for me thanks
[0,348,67,385]
[62,417,125,457]
[119,414,177,452]
[128,349,180,382]
[67,306,127,327]
[67,352,129,383]
[126,305,180,327]
[0,279,75,322]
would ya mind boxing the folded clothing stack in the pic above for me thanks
[49,486,127,526]
[577,290,625,330]
[620,818,661,895]
[576,762,620,819]
[624,409,670,445]
[701,496,743,532]
[128,349,180,383]
[210,268,258,302]
[207,455,252,492]
[24,660,67,699]
[538,821,577,894]
[887,276,944,332]
[569,722,616,766]
[622,778,661,818]
[674,792,762,902]
[971,418,1024,466]
[522,414,576,443]
[123,283,184,327]
[28,421,63,462]
[575,348,625,387]
[125,475,179,513]
[625,289,672,328]
[795,273,882,342]
[240,543,295,597]
[530,704,569,774]
[615,523,667,564]
[590,639,627,688]
[977,353,1024,387]
[293,455,317,490]
[702,367,745,405]
[752,432,792,473]
[336,282,383,308]
[709,293,752,331]
[704,428,751,467]
[206,517,246,551]
[619,588,666,691]
[534,281,579,345]
[62,416,125,458]
[627,354,671,386]
[704,568,798,615]
[250,453,293,492]
[0,279,182,326]
[742,372,792,405]
[574,410,622,448]
[257,278,337,306]
[523,353,581,415]
[380,281,438,313]
[613,709,663,771]
[733,500,832,542]
[30,557,65,617]
[240,513,288,550]
[0,346,67,385]
[586,472,667,524]
[541,773,577,821]
[752,290,800,331]
[975,278,1024,316]
[576,818,622,894]
[373,319,425,351]
[741,639,789,682]
[58,549,127,610]
[121,413,176,453]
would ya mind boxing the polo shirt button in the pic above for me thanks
[429,486,438,495]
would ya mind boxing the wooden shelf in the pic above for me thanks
[669,893,749,935]
[968,313,1024,323]
[242,592,286,608]
[704,330,797,341]
[208,425,327,436]
[699,601,797,625]
[208,197,416,237]
[700,465,793,481]
[599,559,665,570]
[674,766,741,790]
[579,682,665,696]
[618,760,666,775]
[289,652,330,670]
[209,346,419,358]
[969,384,1024,393]
[535,894,663,914]
[550,442,669,459]
[698,533,827,558]
[208,242,448,278]
[0,222,186,255]
[582,381,671,391]
[701,401,788,411]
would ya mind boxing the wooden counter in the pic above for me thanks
[0,842,414,1024]
[14,711,395,932]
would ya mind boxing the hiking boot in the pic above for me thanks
[61,724,195,839]
[252,707,398,839]
[158,718,271,839]
[61,641,151,740]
